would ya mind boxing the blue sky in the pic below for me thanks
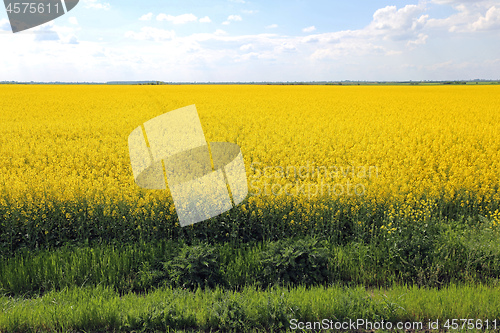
[1,0,499,82]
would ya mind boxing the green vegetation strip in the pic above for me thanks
[2,193,499,257]
[2,220,500,297]
[2,284,500,332]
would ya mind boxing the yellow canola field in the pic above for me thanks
[0,84,499,224]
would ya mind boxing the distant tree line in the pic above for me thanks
[138,81,167,85]
[442,81,467,85]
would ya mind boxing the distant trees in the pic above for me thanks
[442,81,467,85]
[139,81,166,85]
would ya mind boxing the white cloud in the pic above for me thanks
[82,0,110,10]
[34,25,60,42]
[188,32,277,43]
[125,27,176,41]
[236,52,271,62]
[68,17,78,25]
[222,15,243,24]
[369,5,428,36]
[229,0,245,3]
[199,16,212,23]
[0,36,111,82]
[242,10,258,14]
[303,26,316,33]
[407,33,428,47]
[275,41,296,53]
[427,1,500,32]
[266,24,278,29]
[426,5,470,31]
[1,19,11,31]
[157,13,198,24]
[471,6,500,30]
[228,15,242,22]
[425,60,455,71]
[311,42,386,60]
[240,43,253,51]
[214,29,227,36]
[66,35,78,44]
[139,13,153,21]
[386,50,403,56]
[17,20,81,44]
[300,4,431,61]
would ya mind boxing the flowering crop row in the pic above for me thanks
[0,85,499,253]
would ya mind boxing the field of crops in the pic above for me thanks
[1,84,500,332]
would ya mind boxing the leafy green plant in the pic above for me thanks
[260,237,330,286]
[165,243,223,290]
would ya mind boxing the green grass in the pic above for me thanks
[2,284,500,332]
[2,194,500,331]
[1,218,500,297]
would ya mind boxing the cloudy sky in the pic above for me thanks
[1,0,499,82]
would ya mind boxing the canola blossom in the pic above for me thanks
[0,85,499,251]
